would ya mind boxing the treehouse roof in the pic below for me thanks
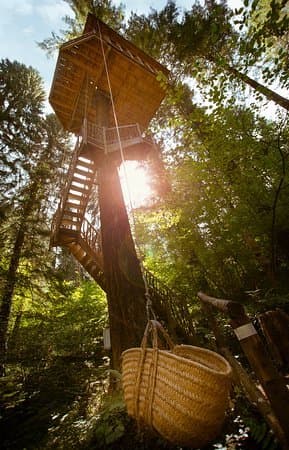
[49,14,169,133]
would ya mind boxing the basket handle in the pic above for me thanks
[141,320,175,351]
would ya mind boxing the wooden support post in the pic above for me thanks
[201,302,286,447]
[198,292,289,450]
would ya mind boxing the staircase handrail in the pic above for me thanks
[143,267,195,337]
[81,217,102,254]
[51,138,82,235]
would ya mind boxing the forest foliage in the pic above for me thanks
[1,0,289,448]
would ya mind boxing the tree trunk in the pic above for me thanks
[225,64,289,111]
[95,91,147,370]
[7,308,23,354]
[0,228,25,376]
[0,183,37,376]
[98,160,147,369]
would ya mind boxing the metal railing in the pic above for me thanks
[51,138,82,240]
[51,139,98,242]
[80,120,153,152]
[143,267,196,339]
[81,217,102,254]
[85,120,105,147]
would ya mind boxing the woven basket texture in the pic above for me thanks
[122,321,232,448]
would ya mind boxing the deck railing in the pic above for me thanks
[85,120,105,147]
[81,120,153,151]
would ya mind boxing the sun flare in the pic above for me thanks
[119,161,153,208]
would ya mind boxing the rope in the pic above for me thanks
[84,74,89,120]
[83,75,89,143]
[97,22,156,321]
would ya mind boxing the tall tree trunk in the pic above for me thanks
[94,91,147,370]
[271,134,286,275]
[7,308,23,355]
[225,64,289,111]
[98,161,147,370]
[0,183,37,376]
[0,228,25,376]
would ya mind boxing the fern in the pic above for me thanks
[245,416,279,450]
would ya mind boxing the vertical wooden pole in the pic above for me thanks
[201,302,286,447]
[95,91,147,369]
[198,292,289,449]
[230,312,289,447]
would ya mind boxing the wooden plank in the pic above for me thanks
[72,173,92,182]
[67,192,84,200]
[76,160,95,170]
[71,176,89,186]
[65,201,82,209]
[74,166,93,176]
[52,79,80,94]
[69,185,90,194]
[65,49,102,78]
[49,96,74,112]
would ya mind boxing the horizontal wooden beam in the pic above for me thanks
[197,291,246,320]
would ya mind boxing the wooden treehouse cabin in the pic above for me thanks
[50,14,195,367]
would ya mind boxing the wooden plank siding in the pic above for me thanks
[49,15,169,134]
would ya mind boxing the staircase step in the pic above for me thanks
[85,259,97,271]
[67,192,84,200]
[72,247,86,260]
[73,171,93,181]
[61,212,81,219]
[63,210,82,218]
[65,201,83,209]
[71,178,90,188]
[68,186,88,195]
[71,175,90,184]
[76,159,95,169]
[60,219,80,227]
[70,177,89,192]
[90,266,104,280]
[74,166,94,176]
[62,209,81,217]
[63,210,83,219]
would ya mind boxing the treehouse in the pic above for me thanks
[50,14,195,368]
[49,14,169,165]
[49,13,169,285]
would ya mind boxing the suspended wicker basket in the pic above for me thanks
[122,320,232,449]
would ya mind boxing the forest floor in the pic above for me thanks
[0,356,279,450]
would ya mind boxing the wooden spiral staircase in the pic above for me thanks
[51,125,196,341]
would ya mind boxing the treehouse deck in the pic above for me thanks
[79,121,155,165]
